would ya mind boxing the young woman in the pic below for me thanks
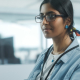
[27,0,80,80]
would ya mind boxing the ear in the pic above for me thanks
[66,17,71,26]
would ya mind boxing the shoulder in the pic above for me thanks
[36,48,48,63]
[72,46,80,65]
[76,46,80,56]
[76,46,80,52]
[36,44,53,63]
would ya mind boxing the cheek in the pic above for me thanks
[51,18,65,32]
[39,18,66,38]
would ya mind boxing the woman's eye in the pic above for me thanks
[49,14,55,17]
[51,14,55,17]
[49,14,55,19]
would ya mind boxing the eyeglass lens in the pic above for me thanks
[36,13,56,23]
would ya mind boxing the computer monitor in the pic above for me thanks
[0,37,20,64]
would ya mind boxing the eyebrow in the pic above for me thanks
[40,11,55,15]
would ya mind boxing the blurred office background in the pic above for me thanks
[0,0,80,80]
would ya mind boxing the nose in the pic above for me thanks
[42,17,49,25]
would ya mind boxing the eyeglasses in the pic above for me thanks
[35,13,66,23]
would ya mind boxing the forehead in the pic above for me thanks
[40,3,60,15]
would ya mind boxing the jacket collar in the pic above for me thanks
[42,36,80,64]
[42,37,80,64]
[57,37,80,64]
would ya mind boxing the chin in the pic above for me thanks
[44,34,56,39]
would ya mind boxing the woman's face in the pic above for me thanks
[40,3,67,38]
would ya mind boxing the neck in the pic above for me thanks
[52,34,72,55]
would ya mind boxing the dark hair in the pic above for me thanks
[40,0,74,39]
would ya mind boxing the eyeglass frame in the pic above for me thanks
[35,13,67,23]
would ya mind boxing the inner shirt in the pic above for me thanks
[36,50,63,80]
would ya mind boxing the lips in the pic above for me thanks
[44,28,52,30]
[43,28,52,31]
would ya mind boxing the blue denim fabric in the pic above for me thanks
[27,37,80,80]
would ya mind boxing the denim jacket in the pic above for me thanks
[27,37,80,80]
